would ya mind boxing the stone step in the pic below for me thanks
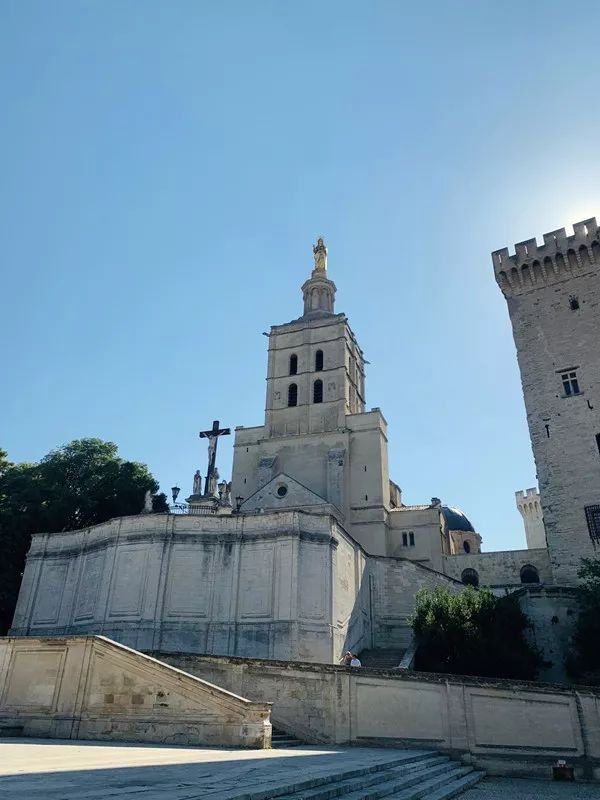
[332,765,473,800]
[272,738,303,747]
[271,760,466,800]
[380,766,479,799]
[357,649,406,669]
[399,769,485,799]
[238,752,442,800]
[271,726,304,747]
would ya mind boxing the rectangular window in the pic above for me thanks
[402,532,408,546]
[585,505,600,543]
[596,434,600,456]
[409,531,415,546]
[561,370,581,396]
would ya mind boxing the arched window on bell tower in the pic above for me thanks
[313,379,323,404]
[288,383,298,407]
[289,354,298,375]
[315,349,323,371]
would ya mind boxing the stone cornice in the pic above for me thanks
[25,526,338,560]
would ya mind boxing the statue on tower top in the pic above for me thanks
[313,237,327,272]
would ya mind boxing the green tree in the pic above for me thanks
[568,557,600,681]
[0,438,167,634]
[410,585,543,680]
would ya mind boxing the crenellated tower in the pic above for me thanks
[494,218,600,583]
[515,487,546,550]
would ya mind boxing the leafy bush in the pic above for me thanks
[568,557,600,683]
[410,585,544,680]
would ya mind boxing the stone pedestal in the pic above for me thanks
[185,494,220,515]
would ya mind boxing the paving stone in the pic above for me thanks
[459,777,600,800]
[0,739,431,800]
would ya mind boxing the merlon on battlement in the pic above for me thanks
[492,217,599,294]
[515,487,540,503]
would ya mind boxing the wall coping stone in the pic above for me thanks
[152,649,600,696]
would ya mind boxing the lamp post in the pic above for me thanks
[171,486,181,504]
[235,496,244,512]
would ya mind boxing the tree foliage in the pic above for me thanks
[568,557,600,681]
[0,438,167,634]
[410,585,544,680]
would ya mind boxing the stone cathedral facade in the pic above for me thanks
[10,223,598,669]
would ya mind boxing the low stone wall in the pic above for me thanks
[157,651,600,781]
[0,636,271,748]
[443,548,552,588]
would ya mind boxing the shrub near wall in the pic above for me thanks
[568,557,600,684]
[410,586,544,680]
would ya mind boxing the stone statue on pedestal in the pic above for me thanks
[193,470,202,496]
[313,237,327,272]
[207,467,220,497]
[216,480,233,507]
[142,490,153,514]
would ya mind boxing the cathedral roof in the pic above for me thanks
[441,506,475,532]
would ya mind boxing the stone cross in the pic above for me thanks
[199,419,230,496]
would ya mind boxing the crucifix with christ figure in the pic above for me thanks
[199,420,230,496]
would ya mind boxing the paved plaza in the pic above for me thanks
[0,739,598,800]
[0,739,421,799]
[461,777,599,799]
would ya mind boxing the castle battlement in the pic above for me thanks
[492,217,599,295]
[515,487,540,503]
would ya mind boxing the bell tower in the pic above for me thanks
[231,236,390,545]
[263,238,365,438]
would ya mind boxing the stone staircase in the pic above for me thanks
[255,749,485,800]
[271,726,304,748]
[358,648,406,669]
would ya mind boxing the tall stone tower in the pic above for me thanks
[493,218,600,584]
[231,238,392,554]
[515,487,546,550]
[263,237,366,439]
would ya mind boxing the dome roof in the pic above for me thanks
[441,506,475,533]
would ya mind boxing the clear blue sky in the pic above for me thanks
[2,2,599,551]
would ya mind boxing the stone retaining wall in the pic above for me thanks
[157,651,600,781]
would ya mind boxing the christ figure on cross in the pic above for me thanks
[199,420,231,496]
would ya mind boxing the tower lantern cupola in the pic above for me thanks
[301,237,337,317]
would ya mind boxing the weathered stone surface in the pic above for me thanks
[0,740,440,800]
[493,219,600,584]
[159,651,600,781]
[10,510,459,663]
[443,548,552,589]
[517,585,579,683]
[0,636,271,748]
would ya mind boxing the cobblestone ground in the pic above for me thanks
[461,777,600,799]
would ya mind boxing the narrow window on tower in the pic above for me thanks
[402,532,408,546]
[560,370,581,396]
[596,433,600,456]
[315,350,324,371]
[289,354,298,375]
[409,532,415,546]
[313,379,323,403]
[288,383,298,407]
